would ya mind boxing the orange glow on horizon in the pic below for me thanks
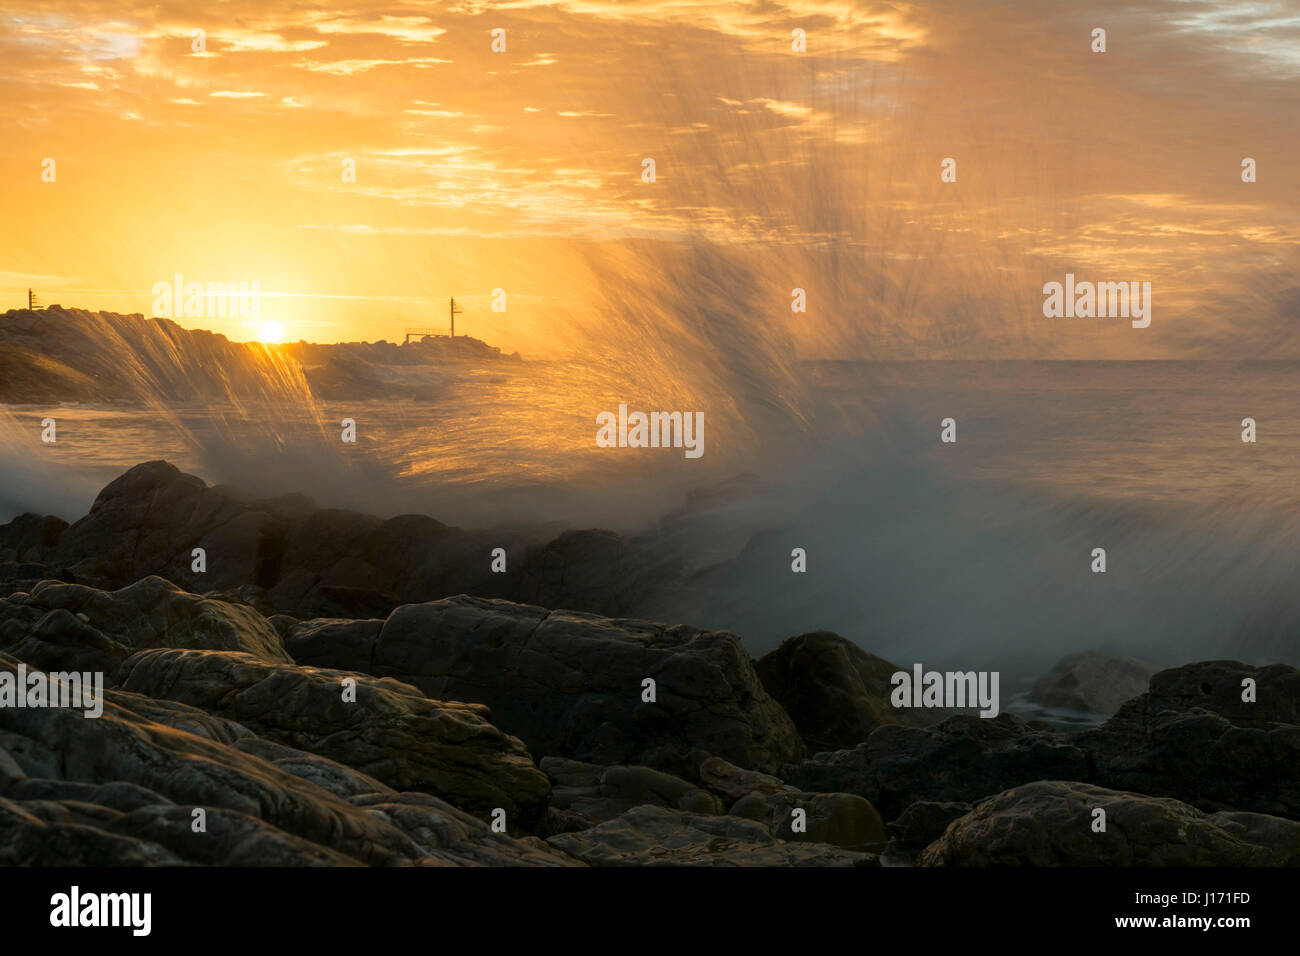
[0,1,1296,358]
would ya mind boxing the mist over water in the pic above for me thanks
[641,360,1300,683]
[5,344,1299,690]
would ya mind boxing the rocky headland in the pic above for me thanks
[0,306,519,406]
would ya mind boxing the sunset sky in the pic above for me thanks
[1,0,1297,358]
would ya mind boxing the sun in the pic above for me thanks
[257,321,285,344]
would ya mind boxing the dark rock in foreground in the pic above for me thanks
[292,594,806,778]
[1080,660,1300,819]
[2,550,1297,866]
[117,647,551,829]
[0,577,552,838]
[919,781,1300,866]
[0,576,292,680]
[0,652,573,866]
[538,754,889,853]
[546,805,879,866]
[782,661,1300,826]
[542,757,722,822]
[782,713,1088,821]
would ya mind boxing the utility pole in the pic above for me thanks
[449,296,463,338]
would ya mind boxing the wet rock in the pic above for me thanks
[755,631,946,753]
[782,713,1088,820]
[0,652,571,866]
[0,605,133,679]
[54,461,273,593]
[360,595,804,777]
[49,460,640,619]
[1084,661,1300,818]
[0,575,291,671]
[0,797,186,866]
[780,662,1300,826]
[1120,659,1298,726]
[344,792,577,866]
[117,647,551,829]
[1,651,419,864]
[919,781,1300,866]
[231,737,392,799]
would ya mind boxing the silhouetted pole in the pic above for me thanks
[450,296,463,338]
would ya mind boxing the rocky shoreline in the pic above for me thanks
[2,464,1297,866]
